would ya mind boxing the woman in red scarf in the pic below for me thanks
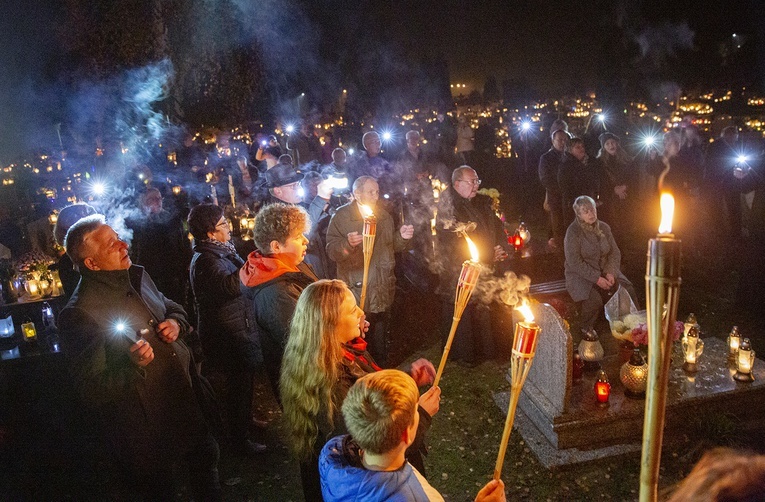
[280,279,440,501]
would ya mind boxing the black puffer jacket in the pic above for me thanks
[190,240,261,370]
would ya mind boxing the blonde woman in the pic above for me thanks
[280,279,440,501]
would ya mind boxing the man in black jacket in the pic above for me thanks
[59,215,220,500]
[436,167,510,365]
[539,128,570,249]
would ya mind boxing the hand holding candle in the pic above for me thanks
[493,302,541,481]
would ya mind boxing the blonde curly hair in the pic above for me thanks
[280,279,349,461]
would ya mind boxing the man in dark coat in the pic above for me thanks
[128,188,191,306]
[436,167,510,365]
[58,215,220,500]
[539,128,570,249]
[240,204,317,402]
[706,126,746,238]
[326,176,414,366]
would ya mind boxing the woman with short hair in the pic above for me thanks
[188,203,265,456]
[564,196,637,331]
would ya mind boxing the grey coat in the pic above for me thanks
[326,202,410,313]
[564,219,626,302]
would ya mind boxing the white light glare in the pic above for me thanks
[92,182,106,195]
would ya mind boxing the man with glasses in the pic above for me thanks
[435,166,511,367]
[263,163,305,205]
[326,176,414,366]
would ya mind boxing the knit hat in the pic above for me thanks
[550,119,569,138]
[598,132,619,149]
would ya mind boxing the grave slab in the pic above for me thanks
[495,303,765,468]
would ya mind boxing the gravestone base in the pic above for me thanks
[495,337,765,468]
[493,391,641,468]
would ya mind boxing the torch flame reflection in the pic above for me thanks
[516,302,535,323]
[464,233,480,262]
[658,192,674,234]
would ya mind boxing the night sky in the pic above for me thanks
[0,0,762,161]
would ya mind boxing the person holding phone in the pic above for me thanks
[58,215,221,501]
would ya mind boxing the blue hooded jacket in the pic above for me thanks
[319,435,443,501]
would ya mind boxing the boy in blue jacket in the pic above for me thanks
[319,369,505,502]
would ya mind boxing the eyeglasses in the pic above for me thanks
[282,182,301,190]
[458,179,482,186]
[215,220,230,228]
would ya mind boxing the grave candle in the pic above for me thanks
[22,321,37,342]
[595,369,611,405]
[727,326,741,359]
[734,338,755,382]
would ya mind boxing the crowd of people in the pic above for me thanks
[2,113,765,500]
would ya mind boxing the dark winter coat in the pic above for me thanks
[58,265,206,469]
[190,240,260,370]
[435,187,509,300]
[240,253,317,397]
[558,154,599,215]
[303,196,336,279]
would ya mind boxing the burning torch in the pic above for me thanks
[493,301,541,480]
[358,204,377,310]
[433,232,482,387]
[639,192,682,502]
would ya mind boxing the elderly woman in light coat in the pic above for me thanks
[564,195,636,331]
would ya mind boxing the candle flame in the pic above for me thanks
[463,233,479,262]
[358,203,375,219]
[516,302,534,322]
[658,192,674,234]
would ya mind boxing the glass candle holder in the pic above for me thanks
[734,338,755,383]
[21,321,37,342]
[620,348,648,398]
[682,326,704,373]
[578,329,604,371]
[727,326,741,359]
[25,279,40,298]
[0,315,14,338]
[595,369,611,406]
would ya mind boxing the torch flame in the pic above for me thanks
[516,302,535,323]
[464,233,480,262]
[358,203,375,219]
[658,192,674,234]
